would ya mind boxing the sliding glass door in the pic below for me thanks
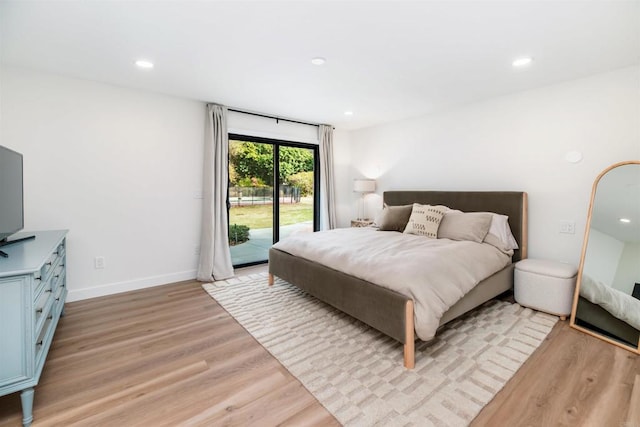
[277,145,316,241]
[228,135,319,267]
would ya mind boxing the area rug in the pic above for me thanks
[202,273,557,426]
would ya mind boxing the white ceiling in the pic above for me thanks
[1,1,639,130]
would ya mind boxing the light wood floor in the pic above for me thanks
[0,265,638,426]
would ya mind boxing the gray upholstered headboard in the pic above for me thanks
[383,191,528,262]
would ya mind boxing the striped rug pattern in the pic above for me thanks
[203,273,557,426]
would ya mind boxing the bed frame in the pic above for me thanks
[575,296,640,347]
[268,191,528,369]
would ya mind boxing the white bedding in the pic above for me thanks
[272,227,511,341]
[580,275,640,331]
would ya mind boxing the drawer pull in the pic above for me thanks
[36,340,43,346]
[54,275,59,279]
[47,315,53,320]
[45,289,52,293]
[46,262,52,266]
[36,308,43,313]
[55,298,60,302]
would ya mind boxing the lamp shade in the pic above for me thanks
[353,179,376,193]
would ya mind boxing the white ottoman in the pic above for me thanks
[514,259,578,320]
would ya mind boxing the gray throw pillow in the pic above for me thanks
[437,212,492,243]
[377,204,413,232]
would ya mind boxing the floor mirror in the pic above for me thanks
[570,160,640,354]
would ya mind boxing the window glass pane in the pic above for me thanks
[278,146,315,241]
[228,140,273,265]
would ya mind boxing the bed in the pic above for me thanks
[575,297,640,347]
[576,274,640,347]
[268,191,528,368]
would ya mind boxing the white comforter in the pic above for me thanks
[272,227,511,341]
[580,275,640,331]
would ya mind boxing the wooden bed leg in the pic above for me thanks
[404,300,415,369]
[268,274,274,286]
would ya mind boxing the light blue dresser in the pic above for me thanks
[0,230,68,427]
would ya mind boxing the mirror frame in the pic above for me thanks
[569,160,640,354]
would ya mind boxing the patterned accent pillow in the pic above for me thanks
[403,204,447,238]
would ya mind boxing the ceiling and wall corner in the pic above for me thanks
[1,1,638,131]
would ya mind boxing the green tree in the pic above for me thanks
[229,163,238,185]
[279,147,314,182]
[287,171,314,196]
[229,140,274,184]
[229,141,313,185]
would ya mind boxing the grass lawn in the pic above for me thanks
[229,198,313,229]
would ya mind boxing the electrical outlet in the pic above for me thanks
[559,221,576,234]
[94,256,106,269]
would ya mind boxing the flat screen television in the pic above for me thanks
[0,145,24,242]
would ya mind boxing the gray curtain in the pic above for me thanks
[319,124,337,230]
[197,104,234,281]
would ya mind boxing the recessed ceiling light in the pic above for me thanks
[512,57,533,68]
[344,111,353,116]
[619,218,631,223]
[311,57,326,66]
[135,60,154,69]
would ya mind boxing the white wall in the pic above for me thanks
[228,110,319,145]
[613,242,640,295]
[1,66,206,301]
[583,228,624,286]
[345,66,640,265]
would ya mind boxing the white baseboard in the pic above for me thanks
[66,270,198,302]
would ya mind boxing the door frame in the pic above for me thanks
[228,133,320,268]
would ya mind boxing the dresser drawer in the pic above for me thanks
[39,257,55,282]
[39,242,64,283]
[50,265,65,294]
[34,281,54,336]
[34,314,55,370]
[33,272,44,297]
[56,240,66,260]
[53,281,66,317]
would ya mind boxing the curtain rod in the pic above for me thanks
[227,108,321,128]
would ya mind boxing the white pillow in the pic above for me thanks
[484,212,519,250]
